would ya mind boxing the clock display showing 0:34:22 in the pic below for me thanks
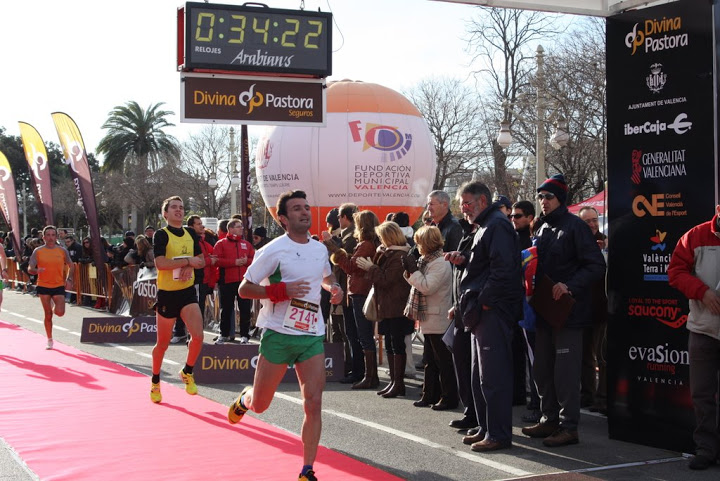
[194,12,325,49]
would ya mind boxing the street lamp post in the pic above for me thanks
[208,154,218,218]
[21,182,27,237]
[228,127,241,216]
[496,45,569,212]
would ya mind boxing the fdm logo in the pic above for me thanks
[348,121,413,161]
[625,17,688,55]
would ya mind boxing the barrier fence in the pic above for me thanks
[6,260,389,347]
[5,260,224,328]
[6,259,112,307]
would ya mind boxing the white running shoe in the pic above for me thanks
[46,339,54,350]
[239,337,249,344]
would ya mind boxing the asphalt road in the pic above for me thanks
[1,289,718,481]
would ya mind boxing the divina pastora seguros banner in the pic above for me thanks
[606,0,716,452]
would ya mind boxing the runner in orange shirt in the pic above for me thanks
[28,226,74,349]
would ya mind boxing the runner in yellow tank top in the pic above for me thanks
[149,196,205,403]
[28,226,74,350]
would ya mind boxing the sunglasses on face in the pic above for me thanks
[536,193,556,201]
[509,213,525,219]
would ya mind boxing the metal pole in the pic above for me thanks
[535,45,546,214]
[22,182,27,237]
[240,125,252,240]
[229,127,237,216]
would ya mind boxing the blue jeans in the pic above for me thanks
[350,294,375,352]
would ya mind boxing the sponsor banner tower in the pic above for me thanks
[606,0,716,452]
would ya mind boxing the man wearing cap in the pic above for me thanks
[521,174,605,447]
[145,226,155,245]
[493,195,513,219]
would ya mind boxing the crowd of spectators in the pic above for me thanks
[311,174,608,454]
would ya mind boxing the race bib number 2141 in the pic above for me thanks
[283,298,319,334]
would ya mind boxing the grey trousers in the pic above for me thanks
[689,331,720,459]
[534,325,584,431]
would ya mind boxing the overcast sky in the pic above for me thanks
[1,0,496,158]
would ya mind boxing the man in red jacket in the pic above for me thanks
[213,218,255,343]
[668,206,720,471]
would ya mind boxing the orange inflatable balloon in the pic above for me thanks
[256,80,436,236]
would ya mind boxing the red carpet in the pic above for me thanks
[0,321,403,481]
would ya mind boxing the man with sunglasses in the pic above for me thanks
[511,200,541,423]
[521,174,605,447]
[510,201,535,250]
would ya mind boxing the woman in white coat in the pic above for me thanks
[403,225,458,410]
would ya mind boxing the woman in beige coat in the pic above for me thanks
[404,226,458,410]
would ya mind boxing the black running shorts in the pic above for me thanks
[154,286,198,319]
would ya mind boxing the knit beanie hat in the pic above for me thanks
[325,208,340,230]
[253,226,267,237]
[537,174,568,204]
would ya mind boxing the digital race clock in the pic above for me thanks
[179,2,332,77]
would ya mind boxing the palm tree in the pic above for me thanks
[97,101,180,232]
[97,101,179,175]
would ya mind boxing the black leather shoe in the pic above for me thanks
[339,375,361,384]
[450,417,477,429]
[688,455,715,470]
[413,399,432,407]
[521,409,542,423]
[465,427,481,436]
[431,400,458,411]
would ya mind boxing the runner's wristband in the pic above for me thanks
[265,283,290,303]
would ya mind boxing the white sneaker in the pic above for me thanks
[46,339,54,350]
[215,336,228,345]
[170,335,187,344]
[239,337,249,344]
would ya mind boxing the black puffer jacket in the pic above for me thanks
[534,204,606,329]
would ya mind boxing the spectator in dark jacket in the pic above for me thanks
[511,201,536,250]
[446,206,479,432]
[521,174,606,448]
[322,203,362,384]
[327,210,380,389]
[63,235,83,263]
[448,181,523,452]
[426,190,463,253]
[252,226,272,250]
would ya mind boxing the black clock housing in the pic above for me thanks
[182,2,332,77]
